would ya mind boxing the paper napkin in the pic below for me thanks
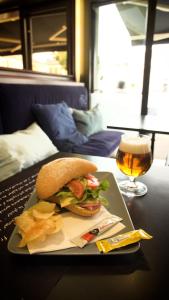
[28,206,125,254]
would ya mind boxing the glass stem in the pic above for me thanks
[129,176,137,187]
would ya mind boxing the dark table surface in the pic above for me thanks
[1,152,169,300]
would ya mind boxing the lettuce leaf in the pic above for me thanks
[55,179,110,207]
[81,179,109,203]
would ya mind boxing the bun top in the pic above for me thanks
[36,157,98,199]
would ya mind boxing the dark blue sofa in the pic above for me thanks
[0,80,122,157]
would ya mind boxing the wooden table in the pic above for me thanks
[107,114,169,157]
[1,152,169,300]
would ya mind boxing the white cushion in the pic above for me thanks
[0,122,58,181]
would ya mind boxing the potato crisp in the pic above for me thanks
[15,201,62,247]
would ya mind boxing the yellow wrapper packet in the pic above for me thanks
[96,229,152,253]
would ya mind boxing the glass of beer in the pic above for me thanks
[116,133,152,197]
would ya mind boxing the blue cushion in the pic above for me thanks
[72,130,123,157]
[32,102,88,151]
[72,104,104,137]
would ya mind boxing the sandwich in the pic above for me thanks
[35,157,109,217]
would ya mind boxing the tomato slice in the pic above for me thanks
[85,174,96,180]
[67,179,85,199]
[85,174,99,189]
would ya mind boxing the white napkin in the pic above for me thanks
[28,206,125,254]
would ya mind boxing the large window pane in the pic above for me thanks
[32,12,68,75]
[92,1,147,119]
[0,11,23,69]
[148,1,169,116]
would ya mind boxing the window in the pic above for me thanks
[0,0,75,77]
[0,11,23,69]
[91,1,148,118]
[31,11,68,75]
[148,0,169,116]
[91,0,169,118]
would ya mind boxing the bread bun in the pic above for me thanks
[36,157,97,200]
[66,204,101,217]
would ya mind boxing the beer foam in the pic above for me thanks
[119,136,150,154]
